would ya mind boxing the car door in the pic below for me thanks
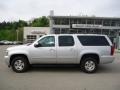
[57,35,77,64]
[30,36,56,64]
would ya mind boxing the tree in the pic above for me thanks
[18,20,28,27]
[0,16,49,41]
[30,16,49,27]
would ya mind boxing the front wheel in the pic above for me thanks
[11,56,29,73]
[80,57,98,73]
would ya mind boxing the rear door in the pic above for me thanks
[57,35,77,64]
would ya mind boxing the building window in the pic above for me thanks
[77,19,86,24]
[69,29,77,34]
[117,21,120,26]
[81,19,86,24]
[78,29,86,34]
[54,18,61,25]
[54,18,69,25]
[86,29,94,34]
[111,20,120,26]
[110,30,116,36]
[27,35,36,39]
[102,29,109,35]
[61,18,69,25]
[93,29,101,34]
[27,35,37,43]
[87,19,94,24]
[95,19,102,25]
[61,29,68,34]
[103,20,111,26]
[78,19,81,24]
[70,19,77,24]
[78,29,83,34]
[111,20,116,26]
[54,28,60,34]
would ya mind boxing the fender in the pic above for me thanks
[77,50,100,63]
[9,50,31,64]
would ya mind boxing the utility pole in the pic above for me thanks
[16,29,19,41]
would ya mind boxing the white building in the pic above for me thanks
[23,11,120,49]
[49,11,120,49]
[24,27,50,43]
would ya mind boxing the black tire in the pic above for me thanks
[11,56,29,73]
[80,57,98,73]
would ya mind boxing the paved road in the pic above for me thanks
[0,45,120,90]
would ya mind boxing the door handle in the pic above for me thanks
[49,49,55,52]
[70,48,73,51]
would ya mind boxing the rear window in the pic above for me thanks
[77,36,110,46]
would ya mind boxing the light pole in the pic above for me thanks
[16,29,19,41]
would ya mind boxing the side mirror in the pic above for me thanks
[34,43,42,47]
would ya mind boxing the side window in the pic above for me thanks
[77,36,110,46]
[38,36,55,47]
[59,36,74,46]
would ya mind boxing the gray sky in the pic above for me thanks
[0,0,120,22]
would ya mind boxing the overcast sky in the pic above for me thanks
[0,0,120,22]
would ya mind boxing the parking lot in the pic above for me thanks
[0,45,120,90]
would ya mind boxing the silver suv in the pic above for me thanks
[4,34,115,73]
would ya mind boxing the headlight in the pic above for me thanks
[5,50,9,56]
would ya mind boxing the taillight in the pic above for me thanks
[111,46,115,55]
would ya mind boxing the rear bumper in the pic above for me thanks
[4,56,10,67]
[100,56,115,64]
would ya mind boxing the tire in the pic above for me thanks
[11,56,29,73]
[80,57,98,73]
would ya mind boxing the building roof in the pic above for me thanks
[49,15,120,20]
[43,34,107,37]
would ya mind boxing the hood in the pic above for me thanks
[7,45,29,51]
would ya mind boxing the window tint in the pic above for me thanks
[38,36,55,47]
[59,36,74,46]
[77,36,110,46]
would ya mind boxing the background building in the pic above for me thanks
[24,27,50,43]
[23,11,120,49]
[49,15,120,49]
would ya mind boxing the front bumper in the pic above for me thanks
[4,56,10,67]
[100,56,115,64]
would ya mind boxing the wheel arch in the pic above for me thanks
[10,54,30,66]
[80,53,100,65]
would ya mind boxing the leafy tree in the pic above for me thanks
[30,16,49,27]
[18,20,28,27]
[0,16,49,41]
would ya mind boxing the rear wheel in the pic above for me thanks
[11,56,29,73]
[80,57,98,73]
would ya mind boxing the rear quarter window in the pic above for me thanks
[77,36,110,46]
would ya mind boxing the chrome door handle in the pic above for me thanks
[70,48,73,51]
[49,49,55,51]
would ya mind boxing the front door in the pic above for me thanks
[30,36,56,64]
